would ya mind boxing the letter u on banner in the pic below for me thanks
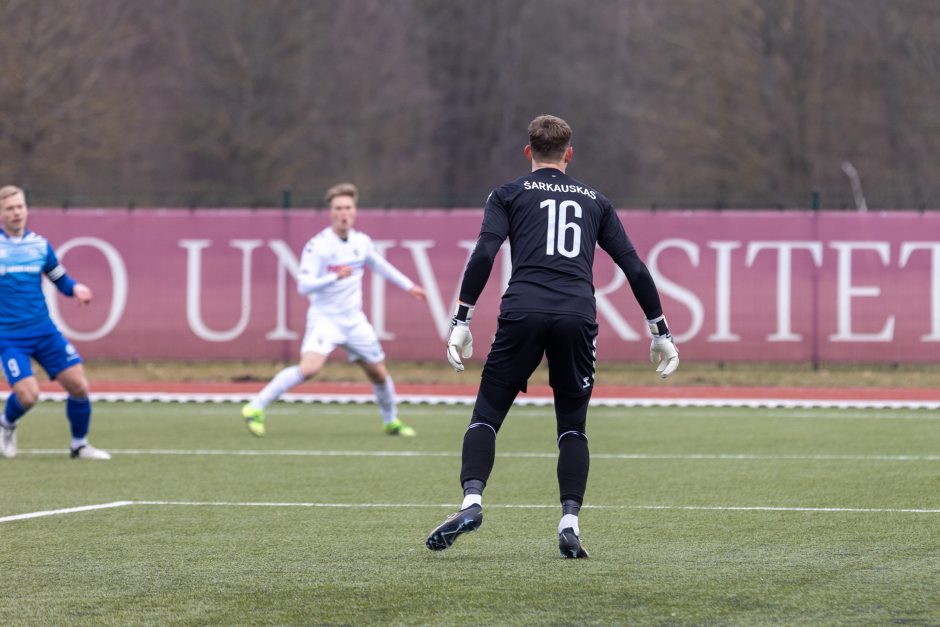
[180,239,262,342]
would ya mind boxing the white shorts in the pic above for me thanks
[301,309,386,364]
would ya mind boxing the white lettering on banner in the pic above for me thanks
[899,242,940,341]
[499,242,512,294]
[44,237,128,341]
[828,242,894,342]
[402,239,477,339]
[161,234,940,353]
[594,267,642,341]
[180,239,262,342]
[370,240,395,340]
[745,241,823,342]
[265,240,300,340]
[646,239,703,343]
[707,242,742,342]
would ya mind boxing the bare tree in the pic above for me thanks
[1,0,938,209]
[0,0,142,199]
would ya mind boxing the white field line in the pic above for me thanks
[135,501,940,514]
[19,448,940,462]
[175,405,940,421]
[4,500,939,525]
[16,391,940,410]
[0,501,133,523]
[739,410,940,420]
[284,406,940,421]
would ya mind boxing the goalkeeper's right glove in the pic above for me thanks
[446,303,474,372]
[648,315,679,378]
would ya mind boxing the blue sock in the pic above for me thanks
[2,393,26,426]
[66,396,92,440]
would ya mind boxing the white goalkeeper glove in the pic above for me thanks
[446,303,474,372]
[648,315,679,378]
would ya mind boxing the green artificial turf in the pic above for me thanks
[1,401,938,625]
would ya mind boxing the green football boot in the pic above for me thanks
[383,418,416,437]
[242,404,266,437]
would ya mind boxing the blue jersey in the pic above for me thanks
[0,229,76,338]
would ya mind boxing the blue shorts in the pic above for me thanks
[0,330,83,386]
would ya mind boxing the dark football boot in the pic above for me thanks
[558,527,589,558]
[426,504,483,551]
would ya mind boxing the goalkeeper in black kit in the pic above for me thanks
[425,114,679,558]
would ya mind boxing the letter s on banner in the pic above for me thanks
[646,238,704,343]
[44,237,128,341]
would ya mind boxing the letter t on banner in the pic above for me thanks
[746,241,823,342]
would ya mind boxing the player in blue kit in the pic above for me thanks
[0,185,110,460]
[425,115,678,557]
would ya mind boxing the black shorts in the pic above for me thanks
[481,311,598,396]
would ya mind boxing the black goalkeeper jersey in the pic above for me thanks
[474,167,637,321]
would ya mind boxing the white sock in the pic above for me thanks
[71,437,88,450]
[373,375,397,424]
[559,514,579,536]
[0,414,10,428]
[254,366,304,409]
[461,494,482,509]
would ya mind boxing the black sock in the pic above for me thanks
[462,479,485,497]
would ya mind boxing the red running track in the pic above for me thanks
[36,380,940,402]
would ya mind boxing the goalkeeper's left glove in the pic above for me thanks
[446,303,474,373]
[648,315,679,378]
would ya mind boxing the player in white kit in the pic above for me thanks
[242,183,427,437]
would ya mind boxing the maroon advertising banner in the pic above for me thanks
[28,208,940,363]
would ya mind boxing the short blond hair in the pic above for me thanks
[0,185,24,202]
[324,182,358,205]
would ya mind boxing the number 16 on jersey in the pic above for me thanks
[543,198,582,258]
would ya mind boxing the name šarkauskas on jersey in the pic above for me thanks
[522,180,597,199]
[482,169,636,322]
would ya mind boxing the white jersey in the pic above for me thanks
[297,227,414,318]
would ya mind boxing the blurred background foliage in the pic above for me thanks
[1,0,938,209]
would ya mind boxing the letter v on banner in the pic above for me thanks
[400,239,477,339]
[370,240,396,340]
[180,239,262,342]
